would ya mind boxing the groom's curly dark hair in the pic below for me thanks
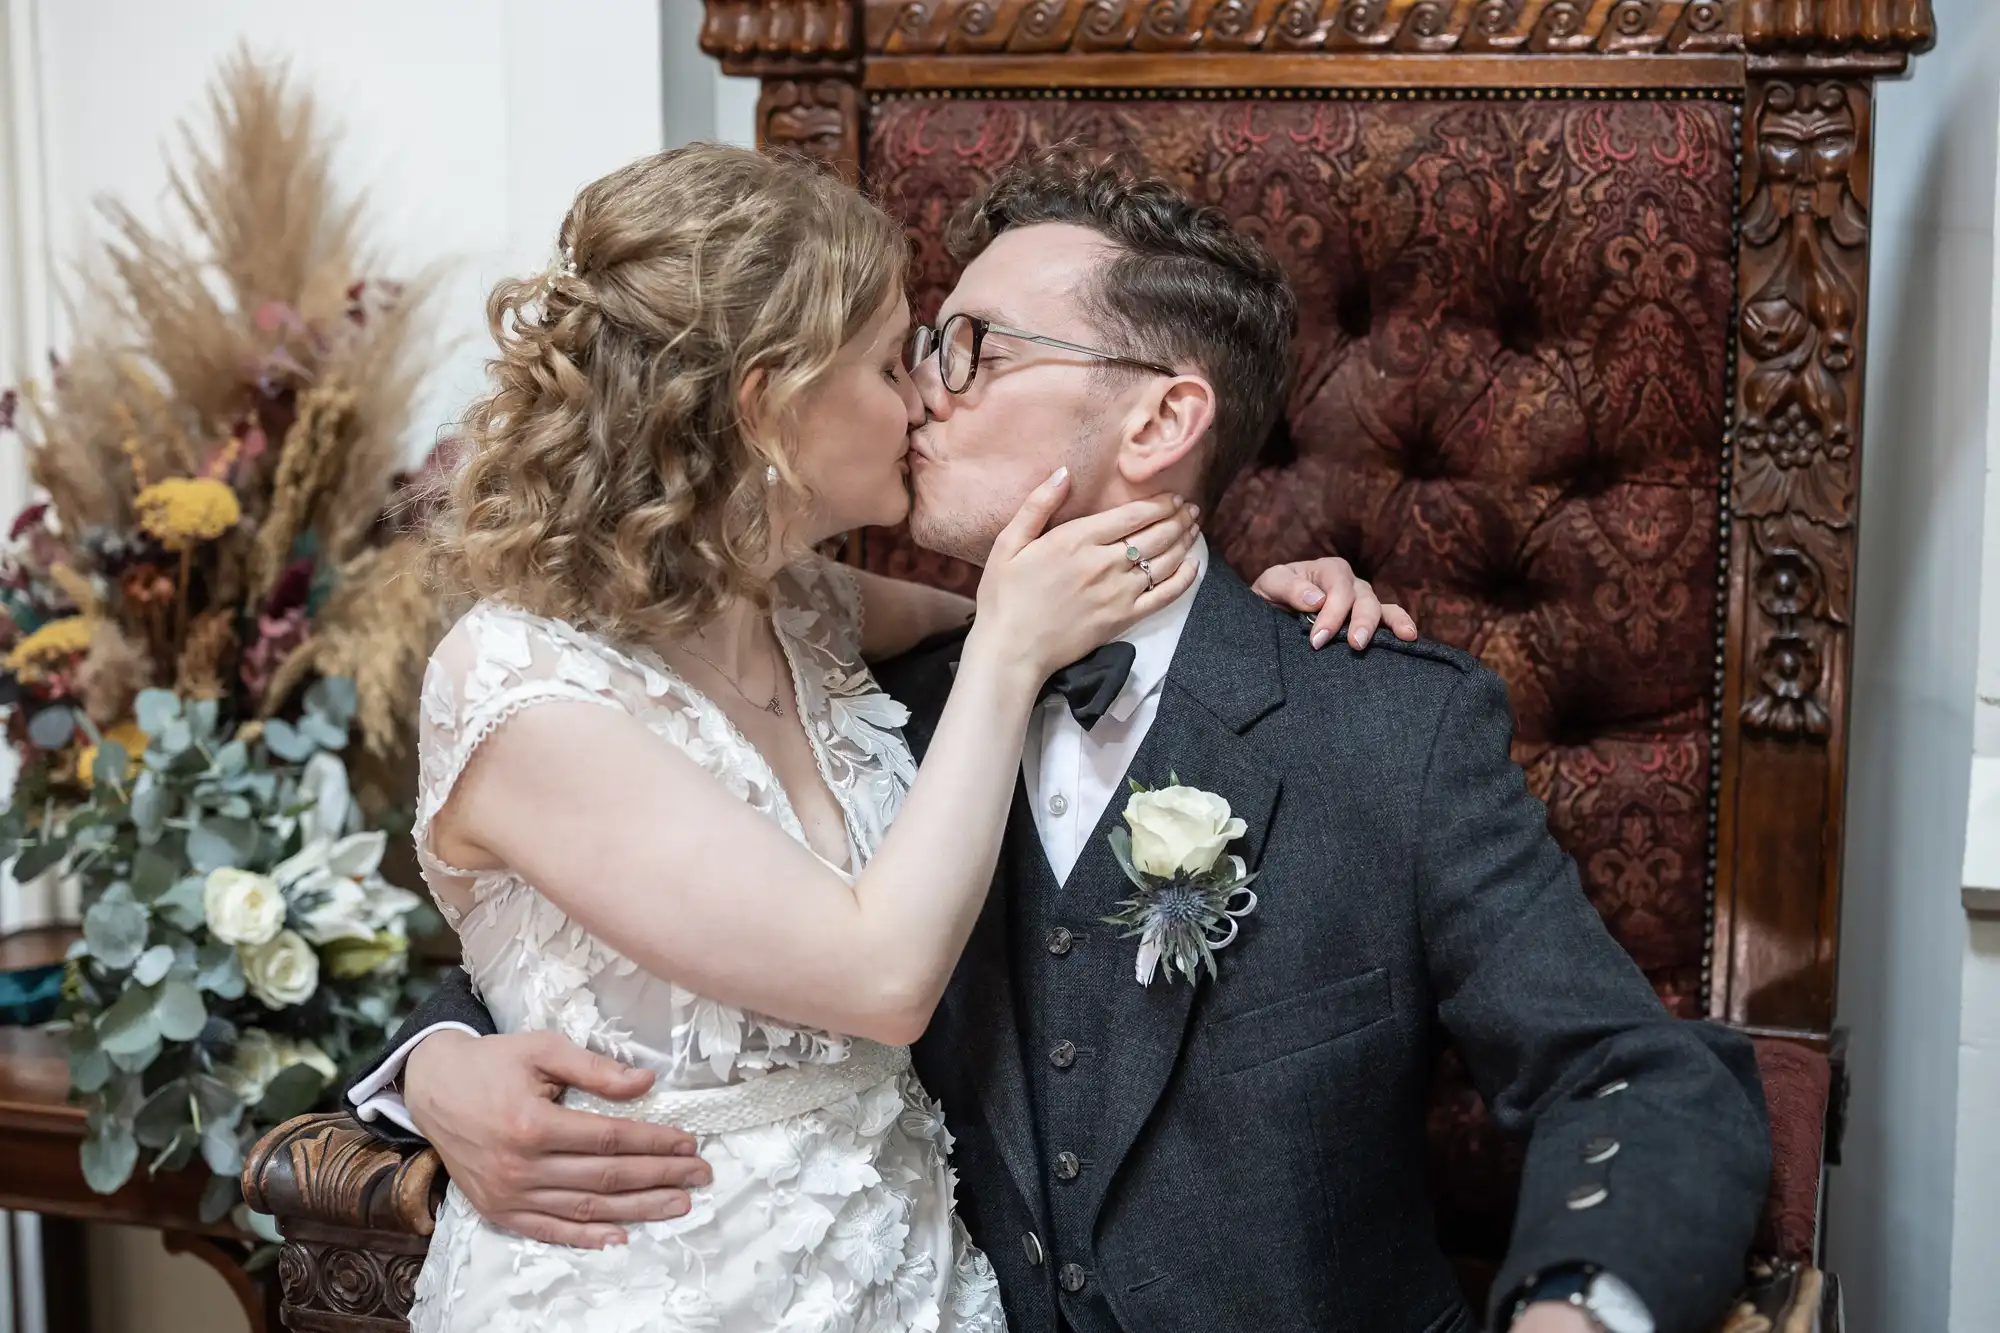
[945,146,1298,508]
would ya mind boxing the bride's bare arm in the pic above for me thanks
[433,480,1198,1045]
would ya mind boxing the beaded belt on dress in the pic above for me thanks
[562,1039,912,1135]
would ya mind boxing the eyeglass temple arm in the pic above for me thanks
[995,326,1176,377]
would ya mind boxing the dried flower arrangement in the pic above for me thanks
[0,50,453,1232]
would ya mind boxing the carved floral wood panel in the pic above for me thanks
[1734,79,1866,743]
[1708,71,1878,1027]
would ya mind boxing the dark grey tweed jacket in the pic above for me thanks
[357,561,1769,1333]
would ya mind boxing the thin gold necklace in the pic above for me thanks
[680,638,785,717]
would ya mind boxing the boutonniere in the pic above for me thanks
[1103,774,1259,986]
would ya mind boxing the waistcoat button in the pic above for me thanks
[1049,1040,1077,1069]
[1054,1151,1080,1180]
[1060,1263,1088,1293]
[1582,1136,1620,1164]
[1047,927,1073,957]
[1566,1184,1609,1211]
[1022,1232,1044,1266]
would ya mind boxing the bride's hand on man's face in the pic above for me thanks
[973,469,1200,679]
[1251,557,1419,650]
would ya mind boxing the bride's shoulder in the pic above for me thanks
[427,600,638,693]
[439,599,603,651]
[430,600,546,663]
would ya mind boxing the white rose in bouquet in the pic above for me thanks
[218,1028,286,1100]
[285,1035,339,1083]
[203,868,286,946]
[221,1029,339,1100]
[242,929,320,1008]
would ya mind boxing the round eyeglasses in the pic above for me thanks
[907,313,1176,395]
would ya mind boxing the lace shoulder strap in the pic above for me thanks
[414,602,641,880]
[773,552,866,666]
[769,556,914,861]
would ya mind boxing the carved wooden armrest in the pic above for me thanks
[242,1112,444,1332]
[1714,1258,1838,1333]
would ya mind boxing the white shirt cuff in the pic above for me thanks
[346,1021,485,1139]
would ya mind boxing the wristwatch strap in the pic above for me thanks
[1509,1265,1604,1332]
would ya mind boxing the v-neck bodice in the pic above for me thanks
[410,555,916,1086]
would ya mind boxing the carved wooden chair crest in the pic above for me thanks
[246,4,1936,1329]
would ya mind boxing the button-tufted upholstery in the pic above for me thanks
[864,93,1819,1271]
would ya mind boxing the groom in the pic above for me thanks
[347,153,1768,1333]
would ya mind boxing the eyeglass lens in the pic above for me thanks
[908,315,980,393]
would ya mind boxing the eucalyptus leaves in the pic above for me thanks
[1,678,430,1236]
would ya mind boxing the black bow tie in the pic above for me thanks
[947,638,1136,731]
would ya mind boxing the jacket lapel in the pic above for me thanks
[1072,565,1286,1228]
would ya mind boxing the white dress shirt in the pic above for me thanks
[347,1019,483,1134]
[1021,534,1207,884]
[348,535,1209,1121]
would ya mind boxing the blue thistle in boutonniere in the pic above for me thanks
[1102,773,1259,986]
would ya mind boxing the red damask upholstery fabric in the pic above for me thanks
[862,93,1819,1263]
[1750,1038,1832,1260]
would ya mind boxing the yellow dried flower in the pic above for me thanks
[133,477,242,550]
[7,616,93,674]
[77,719,148,786]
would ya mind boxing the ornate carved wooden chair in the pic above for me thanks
[245,3,1936,1329]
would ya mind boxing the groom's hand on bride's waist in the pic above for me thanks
[405,1028,711,1249]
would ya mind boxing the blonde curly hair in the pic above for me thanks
[430,144,907,644]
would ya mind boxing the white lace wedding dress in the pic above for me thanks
[405,556,1005,1333]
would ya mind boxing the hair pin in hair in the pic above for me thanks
[558,243,578,278]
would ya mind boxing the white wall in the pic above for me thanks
[661,0,760,150]
[1954,909,2000,1330]
[1829,0,2000,1327]
[1946,64,2000,1331]
[0,2,677,1327]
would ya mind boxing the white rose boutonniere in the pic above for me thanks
[1124,786,1248,879]
[203,867,286,946]
[1104,774,1259,986]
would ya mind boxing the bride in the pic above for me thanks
[406,144,1355,1332]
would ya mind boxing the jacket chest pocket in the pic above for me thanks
[1202,966,1393,1078]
